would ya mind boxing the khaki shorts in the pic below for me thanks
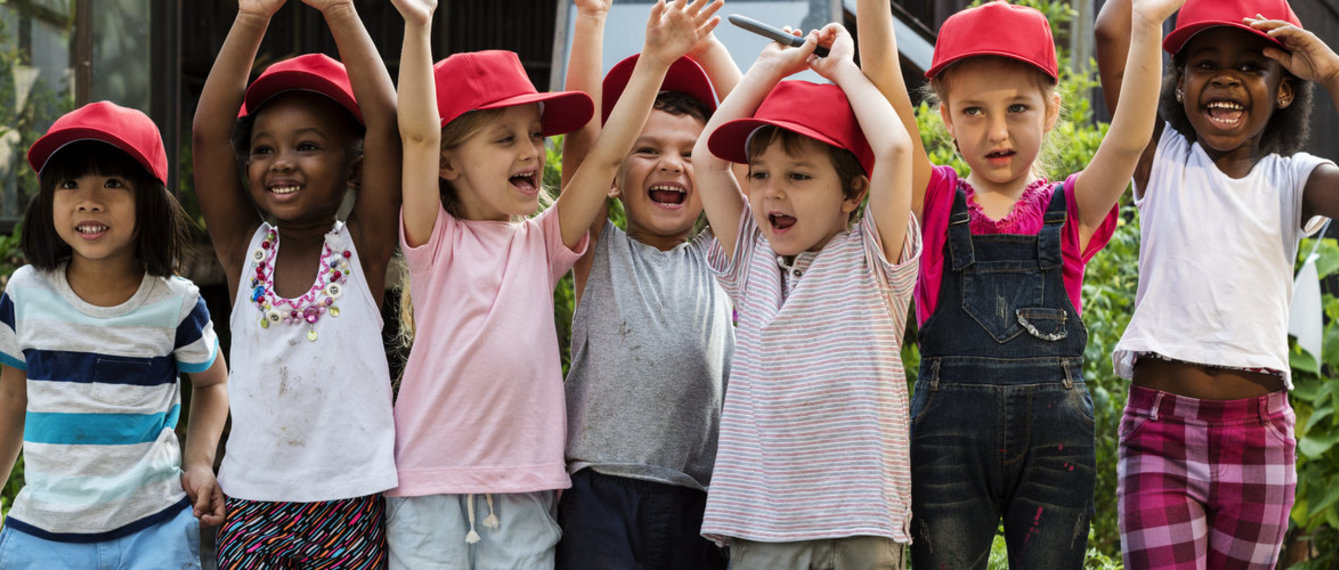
[729,535,906,570]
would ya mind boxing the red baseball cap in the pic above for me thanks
[28,101,168,185]
[708,80,875,175]
[434,50,593,136]
[601,54,717,124]
[1163,0,1301,55]
[926,1,1058,81]
[240,53,364,124]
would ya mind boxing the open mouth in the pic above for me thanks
[510,170,539,194]
[986,149,1016,161]
[75,222,108,237]
[269,185,300,195]
[768,213,797,230]
[1203,99,1245,127]
[648,184,687,206]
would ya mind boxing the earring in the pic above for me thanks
[1279,95,1291,107]
[1175,89,1184,102]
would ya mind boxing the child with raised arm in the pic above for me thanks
[1096,0,1339,566]
[388,0,718,567]
[0,102,228,568]
[554,1,736,568]
[192,0,401,566]
[857,0,1178,566]
[692,22,919,569]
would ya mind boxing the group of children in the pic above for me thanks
[0,0,1331,567]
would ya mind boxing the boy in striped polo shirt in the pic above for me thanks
[691,22,920,568]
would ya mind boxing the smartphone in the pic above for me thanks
[727,14,830,57]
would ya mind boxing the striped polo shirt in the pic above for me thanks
[0,265,218,541]
[701,208,921,545]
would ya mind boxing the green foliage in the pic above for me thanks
[1282,237,1339,569]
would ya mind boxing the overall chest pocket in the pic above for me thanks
[961,260,1067,343]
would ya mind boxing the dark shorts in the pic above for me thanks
[556,469,727,570]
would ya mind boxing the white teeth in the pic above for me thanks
[1207,101,1244,110]
[649,185,686,193]
[76,225,107,234]
[270,185,300,195]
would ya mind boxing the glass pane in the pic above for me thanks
[91,0,151,109]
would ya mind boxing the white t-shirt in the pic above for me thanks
[1113,125,1332,388]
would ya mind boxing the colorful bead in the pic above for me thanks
[251,224,351,342]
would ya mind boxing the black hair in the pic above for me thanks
[22,140,192,277]
[745,125,867,210]
[652,91,713,124]
[229,92,366,172]
[1160,49,1314,156]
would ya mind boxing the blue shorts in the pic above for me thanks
[386,492,560,570]
[0,504,200,569]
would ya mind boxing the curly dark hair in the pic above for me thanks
[652,90,713,124]
[1159,51,1314,156]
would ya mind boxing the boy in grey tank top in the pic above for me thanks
[555,5,741,568]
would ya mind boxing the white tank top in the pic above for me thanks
[219,222,398,501]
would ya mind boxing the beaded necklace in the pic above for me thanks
[249,224,352,341]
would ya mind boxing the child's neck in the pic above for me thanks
[964,172,1039,221]
[66,258,145,307]
[1199,137,1265,180]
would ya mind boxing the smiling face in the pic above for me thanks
[937,57,1059,195]
[441,104,545,221]
[245,94,360,225]
[616,109,707,249]
[1176,27,1293,161]
[746,134,865,257]
[52,172,138,269]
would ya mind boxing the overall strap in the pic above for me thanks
[947,186,975,270]
[1037,182,1066,269]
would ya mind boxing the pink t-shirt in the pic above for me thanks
[914,165,1117,326]
[391,204,587,496]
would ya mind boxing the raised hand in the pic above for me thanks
[391,0,437,26]
[754,25,816,79]
[806,23,855,81]
[239,0,287,18]
[1249,16,1339,87]
[643,0,724,66]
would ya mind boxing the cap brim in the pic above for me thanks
[28,129,163,185]
[708,118,851,166]
[471,90,594,136]
[241,70,364,124]
[1163,21,1286,54]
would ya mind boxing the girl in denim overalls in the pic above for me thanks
[858,0,1181,567]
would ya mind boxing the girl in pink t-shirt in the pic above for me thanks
[387,0,721,567]
[859,0,1179,567]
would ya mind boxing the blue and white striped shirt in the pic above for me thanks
[0,265,218,541]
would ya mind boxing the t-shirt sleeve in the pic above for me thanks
[399,202,456,274]
[0,288,24,371]
[861,210,922,304]
[536,203,589,288]
[173,284,219,374]
[704,206,758,299]
[1063,174,1119,262]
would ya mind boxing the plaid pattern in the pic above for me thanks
[1118,386,1295,570]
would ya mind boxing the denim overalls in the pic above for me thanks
[909,185,1096,570]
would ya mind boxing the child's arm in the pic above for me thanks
[180,357,229,527]
[1094,0,1167,195]
[811,24,912,260]
[391,0,441,248]
[1073,0,1182,246]
[560,0,612,302]
[856,0,931,219]
[690,29,742,102]
[1249,17,1339,220]
[192,0,286,300]
[0,366,26,492]
[305,0,403,309]
[692,27,816,259]
[557,0,724,249]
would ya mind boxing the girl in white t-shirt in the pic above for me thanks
[387,0,721,567]
[1097,0,1339,567]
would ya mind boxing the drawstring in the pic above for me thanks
[464,494,500,544]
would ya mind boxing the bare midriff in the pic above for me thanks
[1132,359,1285,400]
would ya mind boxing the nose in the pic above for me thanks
[74,189,103,212]
[1210,71,1242,88]
[987,113,1009,143]
[270,149,295,172]
[658,152,685,173]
